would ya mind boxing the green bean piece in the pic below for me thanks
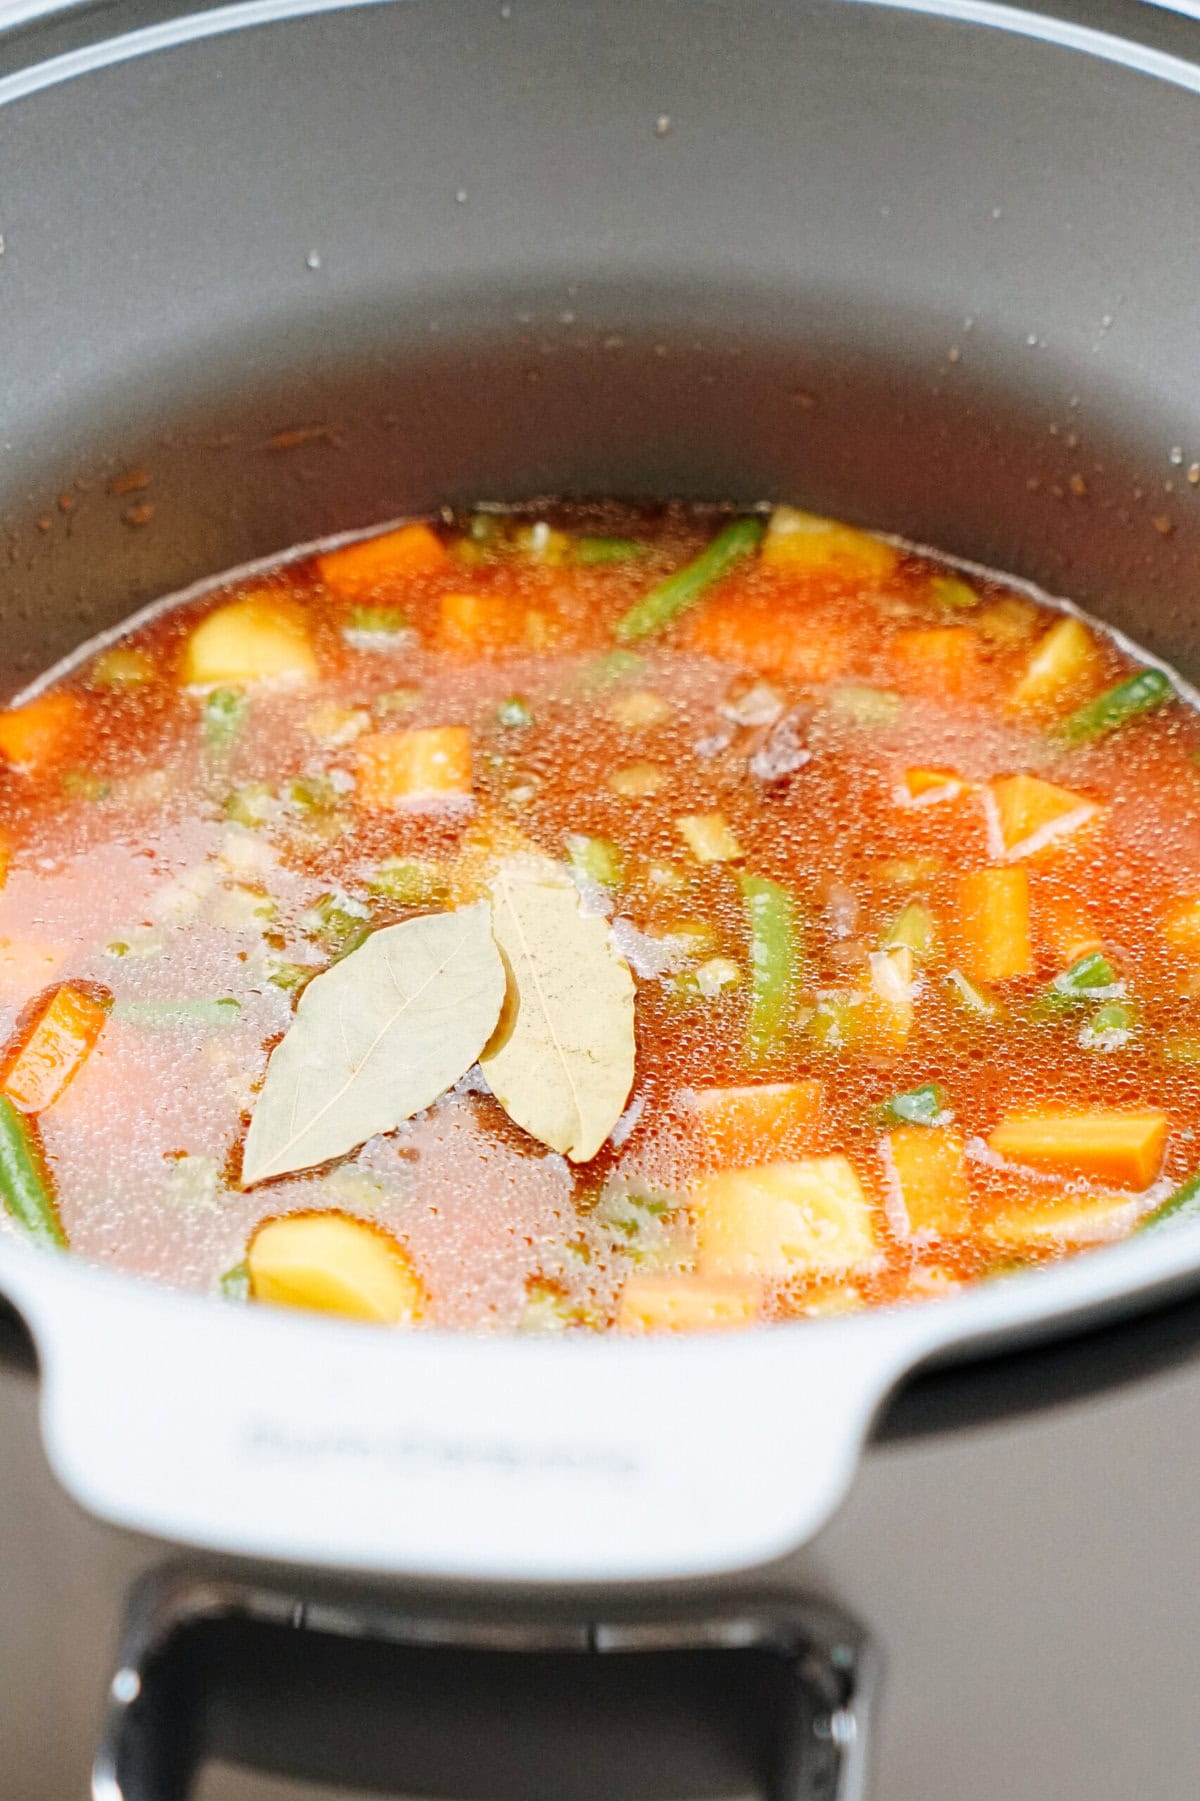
[565,834,625,891]
[203,686,247,749]
[575,536,647,565]
[1056,668,1173,745]
[877,1082,950,1127]
[1034,951,1119,1014]
[344,605,411,642]
[60,769,112,802]
[496,696,534,729]
[113,997,242,1028]
[929,574,980,612]
[614,518,765,643]
[1086,1000,1136,1037]
[739,872,803,1065]
[0,1096,66,1249]
[1138,1171,1200,1233]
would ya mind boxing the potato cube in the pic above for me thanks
[617,1274,761,1334]
[761,507,898,579]
[1008,616,1099,714]
[693,1156,876,1279]
[318,523,447,598]
[248,1213,425,1324]
[183,596,317,686]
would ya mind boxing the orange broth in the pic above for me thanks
[0,502,1198,1331]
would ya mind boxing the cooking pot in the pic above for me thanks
[2,0,1200,1794]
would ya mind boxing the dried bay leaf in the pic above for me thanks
[481,860,636,1161]
[242,902,506,1185]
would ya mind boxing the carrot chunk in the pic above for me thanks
[901,767,967,803]
[2,983,108,1114]
[617,1274,761,1334]
[0,692,83,773]
[954,867,1032,983]
[317,523,447,598]
[986,774,1101,861]
[691,1081,823,1164]
[986,1109,1169,1190]
[686,597,853,681]
[1036,895,1104,966]
[1163,898,1200,959]
[437,590,530,654]
[355,726,472,809]
[886,1127,971,1236]
[891,627,981,697]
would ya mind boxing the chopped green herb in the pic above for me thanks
[883,900,937,959]
[496,696,534,730]
[565,833,625,890]
[826,684,903,728]
[574,536,646,565]
[343,605,411,645]
[1056,668,1173,745]
[284,774,339,814]
[218,1261,251,1301]
[223,782,276,828]
[60,769,111,802]
[1034,951,1120,1014]
[113,997,242,1028]
[614,517,765,642]
[203,686,247,749]
[946,968,1001,1018]
[1138,1171,1200,1233]
[301,890,372,958]
[366,857,448,908]
[87,645,155,688]
[877,1081,951,1127]
[518,1281,601,1332]
[264,958,316,995]
[376,687,422,717]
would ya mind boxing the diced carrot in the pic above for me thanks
[885,1128,971,1236]
[356,727,472,809]
[954,867,1032,983]
[986,774,1101,861]
[686,597,853,681]
[617,1274,761,1334]
[0,692,84,773]
[986,1109,1169,1190]
[438,591,520,653]
[901,767,967,803]
[0,835,8,892]
[317,523,447,599]
[1036,895,1103,966]
[2,982,108,1114]
[691,1081,823,1164]
[1163,898,1200,959]
[891,628,981,697]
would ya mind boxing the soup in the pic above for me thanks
[0,503,1197,1333]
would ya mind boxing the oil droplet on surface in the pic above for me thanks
[655,115,671,137]
[304,251,321,271]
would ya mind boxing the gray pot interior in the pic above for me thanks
[1,0,1199,698]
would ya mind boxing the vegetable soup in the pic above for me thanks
[0,502,1198,1332]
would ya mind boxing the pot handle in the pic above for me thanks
[0,1247,942,1583]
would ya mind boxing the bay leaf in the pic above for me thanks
[242,901,506,1185]
[481,860,636,1161]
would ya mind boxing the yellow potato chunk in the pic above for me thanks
[607,761,669,798]
[988,773,1101,860]
[248,1213,425,1324]
[761,507,898,580]
[355,726,473,809]
[609,689,673,729]
[886,1128,971,1236]
[984,1192,1136,1249]
[183,595,318,686]
[693,1156,876,1279]
[674,811,744,863]
[1008,616,1100,714]
[617,1274,761,1334]
[986,1109,1169,1190]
